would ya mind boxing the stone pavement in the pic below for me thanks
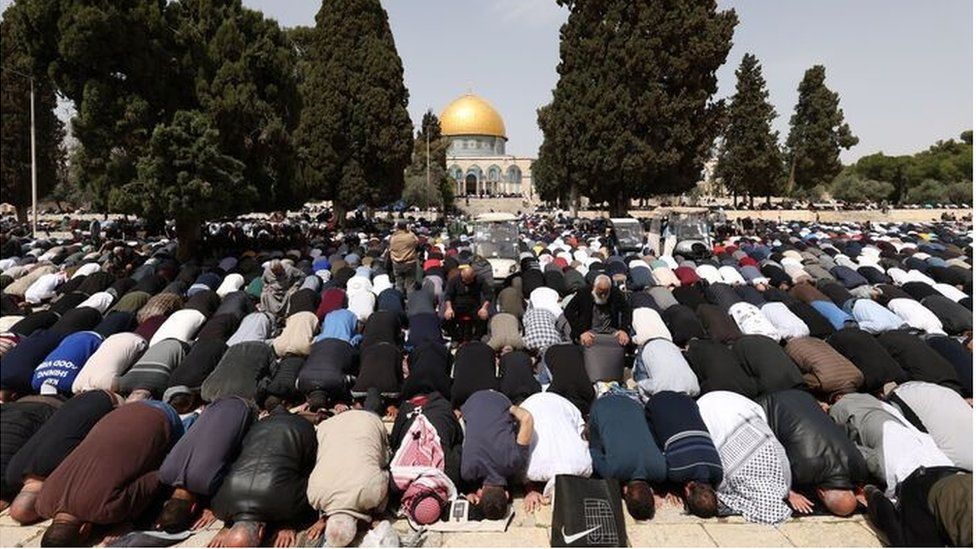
[0,497,884,547]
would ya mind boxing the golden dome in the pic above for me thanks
[440,93,507,138]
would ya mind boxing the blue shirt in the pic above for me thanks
[589,394,667,483]
[32,331,103,395]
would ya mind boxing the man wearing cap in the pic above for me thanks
[563,274,632,347]
[389,221,419,295]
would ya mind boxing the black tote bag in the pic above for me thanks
[550,475,628,547]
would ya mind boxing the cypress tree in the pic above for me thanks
[715,53,784,207]
[403,110,453,211]
[785,65,858,192]
[539,0,736,216]
[0,5,66,223]
[296,0,413,220]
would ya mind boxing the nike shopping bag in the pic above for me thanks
[550,475,627,547]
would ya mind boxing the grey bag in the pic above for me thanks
[583,334,624,383]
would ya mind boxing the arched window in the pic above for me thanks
[507,165,522,186]
[487,165,501,182]
[449,165,463,182]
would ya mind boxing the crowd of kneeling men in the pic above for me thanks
[0,214,972,547]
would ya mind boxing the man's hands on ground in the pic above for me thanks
[523,491,549,513]
[272,527,296,548]
[304,517,327,542]
[193,508,217,531]
[788,490,815,514]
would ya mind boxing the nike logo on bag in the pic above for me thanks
[562,525,601,544]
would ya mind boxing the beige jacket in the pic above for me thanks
[389,230,419,264]
[306,410,390,520]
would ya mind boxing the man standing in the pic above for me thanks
[563,274,632,347]
[459,390,533,520]
[444,266,491,342]
[389,221,419,295]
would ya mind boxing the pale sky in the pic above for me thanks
[4,0,972,163]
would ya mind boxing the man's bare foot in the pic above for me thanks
[208,527,230,547]
[272,527,296,548]
[193,508,217,531]
[0,500,8,512]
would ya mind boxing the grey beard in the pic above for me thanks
[592,292,608,306]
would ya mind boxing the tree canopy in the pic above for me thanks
[402,110,453,211]
[113,110,247,258]
[12,0,300,252]
[714,53,783,206]
[537,0,736,215]
[848,131,972,204]
[295,0,413,216]
[0,3,66,222]
[785,65,858,192]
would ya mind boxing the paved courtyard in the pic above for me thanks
[0,497,884,547]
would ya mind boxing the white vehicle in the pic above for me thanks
[470,213,520,281]
[647,209,721,259]
[609,218,646,254]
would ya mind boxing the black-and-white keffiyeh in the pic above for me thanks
[716,415,793,525]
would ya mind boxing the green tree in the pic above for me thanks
[851,132,972,204]
[17,0,187,212]
[785,65,858,193]
[829,173,894,204]
[402,110,453,211]
[850,153,910,202]
[904,179,946,205]
[166,0,301,209]
[295,0,413,220]
[946,181,972,205]
[534,104,575,207]
[0,4,66,222]
[714,53,784,207]
[538,0,736,216]
[18,0,301,251]
[112,110,248,259]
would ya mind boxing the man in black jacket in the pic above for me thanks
[757,389,867,517]
[563,274,632,347]
[207,408,317,547]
